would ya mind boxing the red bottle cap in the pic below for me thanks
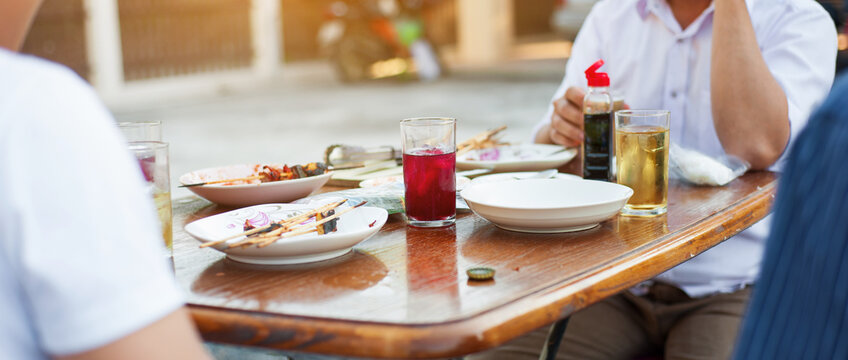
[585,59,610,87]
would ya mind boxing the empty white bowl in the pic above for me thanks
[460,179,633,233]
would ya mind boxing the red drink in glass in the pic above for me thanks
[404,149,456,225]
[401,117,456,227]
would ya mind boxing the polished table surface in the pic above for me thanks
[173,172,777,359]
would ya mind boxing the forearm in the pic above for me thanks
[711,0,789,170]
[56,308,211,360]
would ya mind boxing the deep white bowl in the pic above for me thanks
[460,179,633,233]
[179,164,331,207]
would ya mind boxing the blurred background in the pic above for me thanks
[21,0,847,199]
[20,1,847,359]
[22,0,590,197]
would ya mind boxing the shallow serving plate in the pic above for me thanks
[471,171,581,185]
[185,203,388,265]
[456,144,577,172]
[460,179,633,233]
[179,164,332,207]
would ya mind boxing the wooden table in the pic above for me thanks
[173,172,777,359]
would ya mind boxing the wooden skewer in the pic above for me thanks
[255,201,366,248]
[180,175,264,188]
[222,200,347,248]
[200,199,347,249]
[457,125,508,155]
[327,164,366,171]
[256,201,368,248]
[246,201,366,245]
[206,200,346,249]
[460,125,506,147]
[181,164,364,189]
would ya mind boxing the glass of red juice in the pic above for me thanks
[401,117,456,227]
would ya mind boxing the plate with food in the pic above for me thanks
[186,199,388,265]
[456,144,577,172]
[179,162,332,207]
[460,179,632,233]
[359,174,472,190]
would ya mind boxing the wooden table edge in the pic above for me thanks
[190,181,776,359]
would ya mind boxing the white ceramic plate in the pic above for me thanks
[456,144,577,172]
[179,164,332,207]
[359,174,472,191]
[471,171,581,185]
[460,179,633,233]
[185,203,388,265]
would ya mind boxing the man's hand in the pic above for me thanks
[535,87,586,146]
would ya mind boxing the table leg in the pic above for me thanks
[539,317,569,360]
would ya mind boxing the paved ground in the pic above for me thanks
[113,58,567,199]
[113,58,567,359]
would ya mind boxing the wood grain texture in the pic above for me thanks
[173,172,777,358]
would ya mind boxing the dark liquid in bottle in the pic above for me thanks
[583,112,612,181]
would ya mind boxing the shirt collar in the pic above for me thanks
[636,0,653,19]
[636,0,716,37]
[636,0,757,21]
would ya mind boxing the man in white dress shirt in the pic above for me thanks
[474,0,837,359]
[0,1,211,359]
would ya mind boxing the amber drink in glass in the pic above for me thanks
[129,141,173,261]
[615,110,670,216]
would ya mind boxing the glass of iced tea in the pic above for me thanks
[615,110,670,216]
[128,141,173,262]
[401,117,456,227]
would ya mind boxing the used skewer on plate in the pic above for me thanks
[198,199,367,249]
[180,162,363,188]
[226,200,348,248]
[199,199,347,248]
[255,202,366,248]
[457,125,509,156]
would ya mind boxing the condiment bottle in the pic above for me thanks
[582,60,613,181]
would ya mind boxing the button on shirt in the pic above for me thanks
[535,0,836,297]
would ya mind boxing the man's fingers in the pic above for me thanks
[548,86,589,147]
[550,113,583,147]
[553,93,584,126]
[549,128,574,147]
[556,101,583,125]
[565,87,587,108]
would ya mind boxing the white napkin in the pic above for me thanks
[669,143,749,186]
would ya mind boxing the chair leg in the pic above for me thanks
[539,318,570,360]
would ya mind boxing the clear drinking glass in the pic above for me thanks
[119,121,162,142]
[615,110,670,216]
[128,141,173,261]
[401,117,457,227]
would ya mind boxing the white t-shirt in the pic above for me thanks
[0,50,183,358]
[535,0,836,296]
